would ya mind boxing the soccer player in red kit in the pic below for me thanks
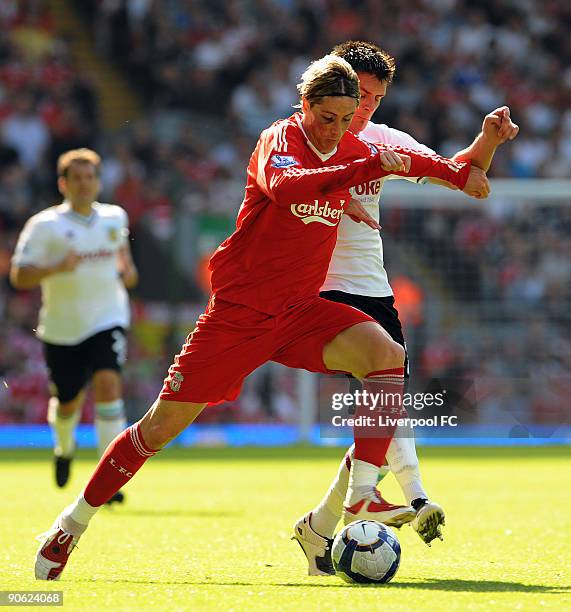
[35,54,487,580]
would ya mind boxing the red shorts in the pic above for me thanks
[159,295,374,404]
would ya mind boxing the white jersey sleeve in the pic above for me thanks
[322,121,435,297]
[117,206,130,246]
[363,123,435,153]
[12,212,54,267]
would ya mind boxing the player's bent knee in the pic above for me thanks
[92,369,122,402]
[386,340,405,368]
[362,338,405,377]
[56,402,77,418]
[55,392,85,417]
[324,321,400,376]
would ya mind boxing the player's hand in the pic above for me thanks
[344,198,382,230]
[482,106,519,145]
[379,149,411,173]
[119,262,138,289]
[56,250,80,273]
[463,166,490,199]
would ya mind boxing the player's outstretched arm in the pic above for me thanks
[269,144,469,202]
[452,106,519,171]
[385,145,472,191]
[426,167,490,199]
[424,106,518,195]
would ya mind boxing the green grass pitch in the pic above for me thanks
[2,446,570,611]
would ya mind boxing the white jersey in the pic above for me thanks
[12,201,131,345]
[322,122,435,297]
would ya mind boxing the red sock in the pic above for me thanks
[83,423,157,506]
[353,367,404,467]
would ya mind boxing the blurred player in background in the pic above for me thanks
[34,55,487,581]
[293,41,519,575]
[10,149,138,502]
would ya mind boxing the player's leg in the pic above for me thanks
[384,423,445,544]
[291,321,411,573]
[90,328,129,503]
[315,423,444,545]
[292,445,376,575]
[300,440,395,538]
[36,298,277,580]
[322,292,445,543]
[47,392,85,487]
[303,292,409,546]
[91,328,128,456]
[92,368,125,456]
[322,322,416,524]
[35,398,206,580]
[43,342,90,487]
[273,301,409,572]
[92,369,126,503]
[362,296,445,544]
[387,428,445,545]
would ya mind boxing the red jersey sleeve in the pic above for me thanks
[253,121,385,204]
[372,144,471,190]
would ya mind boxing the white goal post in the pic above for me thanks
[379,178,571,206]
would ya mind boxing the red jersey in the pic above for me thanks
[209,113,470,315]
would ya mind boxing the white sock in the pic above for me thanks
[47,397,81,458]
[310,445,354,537]
[345,458,379,506]
[385,426,428,504]
[61,494,99,536]
[94,400,127,457]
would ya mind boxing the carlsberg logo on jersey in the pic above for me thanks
[290,199,345,226]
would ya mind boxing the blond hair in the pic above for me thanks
[57,148,102,177]
[297,54,360,106]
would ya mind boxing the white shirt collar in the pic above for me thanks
[60,200,97,224]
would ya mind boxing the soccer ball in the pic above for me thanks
[332,520,401,584]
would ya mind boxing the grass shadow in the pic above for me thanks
[74,577,570,593]
[386,578,570,593]
[111,509,241,518]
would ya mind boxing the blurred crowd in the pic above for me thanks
[386,202,571,425]
[1,0,569,426]
[84,0,571,177]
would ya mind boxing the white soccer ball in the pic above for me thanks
[332,520,401,584]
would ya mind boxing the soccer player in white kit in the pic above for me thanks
[10,148,138,502]
[292,41,519,575]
